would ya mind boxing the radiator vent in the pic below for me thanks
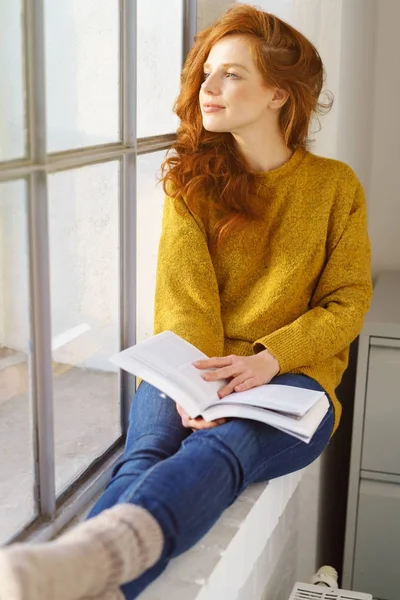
[289,582,372,600]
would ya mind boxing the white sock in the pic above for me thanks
[0,504,163,600]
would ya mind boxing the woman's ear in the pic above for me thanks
[269,88,290,110]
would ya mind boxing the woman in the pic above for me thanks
[0,5,372,600]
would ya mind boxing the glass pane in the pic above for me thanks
[48,162,120,495]
[0,180,35,543]
[137,151,166,343]
[137,0,182,137]
[197,0,233,30]
[45,0,119,152]
[0,1,26,160]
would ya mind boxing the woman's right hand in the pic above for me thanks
[176,404,226,430]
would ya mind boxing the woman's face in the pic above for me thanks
[199,35,277,134]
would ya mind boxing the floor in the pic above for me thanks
[0,348,120,544]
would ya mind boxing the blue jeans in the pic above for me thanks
[88,373,334,599]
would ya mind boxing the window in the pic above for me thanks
[0,0,195,543]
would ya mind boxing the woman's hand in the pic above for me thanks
[193,350,280,399]
[176,404,226,430]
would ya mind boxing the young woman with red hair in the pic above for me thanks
[0,5,372,600]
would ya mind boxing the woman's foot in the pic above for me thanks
[0,504,163,600]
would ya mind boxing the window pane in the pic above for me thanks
[0,1,26,160]
[48,162,121,495]
[137,0,182,137]
[0,180,35,543]
[45,0,119,153]
[137,151,166,343]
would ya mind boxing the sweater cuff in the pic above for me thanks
[253,328,305,374]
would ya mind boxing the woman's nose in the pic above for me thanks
[202,74,221,96]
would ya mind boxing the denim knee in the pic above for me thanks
[182,429,245,495]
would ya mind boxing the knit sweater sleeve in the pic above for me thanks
[153,196,225,358]
[253,180,373,372]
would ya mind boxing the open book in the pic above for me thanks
[110,331,330,444]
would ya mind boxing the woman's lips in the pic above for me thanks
[202,105,225,113]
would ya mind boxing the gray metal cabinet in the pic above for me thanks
[362,340,400,474]
[353,479,400,599]
[343,271,400,600]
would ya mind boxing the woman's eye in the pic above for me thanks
[203,72,239,80]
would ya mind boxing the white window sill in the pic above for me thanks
[140,469,304,600]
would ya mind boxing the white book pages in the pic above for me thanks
[110,331,228,411]
[217,384,326,417]
[201,395,330,444]
[110,350,202,418]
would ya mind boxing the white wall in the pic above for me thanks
[335,0,376,192]
[368,0,400,274]
[197,0,234,29]
[252,0,343,160]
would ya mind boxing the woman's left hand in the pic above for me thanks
[194,350,280,399]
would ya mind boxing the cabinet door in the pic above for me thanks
[353,479,400,599]
[361,340,400,475]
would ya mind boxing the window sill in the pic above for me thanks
[140,470,304,600]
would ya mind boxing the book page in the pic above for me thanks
[215,384,325,417]
[176,363,226,409]
[201,395,330,443]
[110,346,202,418]
[135,332,227,409]
[141,332,207,368]
[110,331,227,412]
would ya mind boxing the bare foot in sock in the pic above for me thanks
[0,504,163,600]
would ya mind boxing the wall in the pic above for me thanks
[253,0,343,160]
[335,0,377,193]
[368,0,400,274]
[197,0,233,29]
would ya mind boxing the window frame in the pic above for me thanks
[0,0,197,544]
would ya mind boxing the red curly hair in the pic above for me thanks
[161,3,332,245]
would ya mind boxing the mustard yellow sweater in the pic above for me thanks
[154,148,373,433]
